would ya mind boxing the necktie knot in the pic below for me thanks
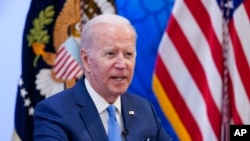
[107,105,116,117]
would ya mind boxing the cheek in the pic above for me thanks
[128,61,135,71]
[89,59,108,74]
[89,60,100,71]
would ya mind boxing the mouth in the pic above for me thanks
[111,76,126,81]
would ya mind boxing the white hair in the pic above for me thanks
[80,14,137,50]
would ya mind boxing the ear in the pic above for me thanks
[80,48,90,72]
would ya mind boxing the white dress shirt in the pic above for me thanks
[84,78,124,134]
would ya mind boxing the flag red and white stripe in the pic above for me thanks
[228,0,250,125]
[54,45,83,80]
[153,0,224,140]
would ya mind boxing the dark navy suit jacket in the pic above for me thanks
[34,78,172,141]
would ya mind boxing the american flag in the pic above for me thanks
[153,0,250,140]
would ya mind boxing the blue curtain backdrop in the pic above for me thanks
[116,0,177,140]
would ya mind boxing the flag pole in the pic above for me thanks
[221,1,233,141]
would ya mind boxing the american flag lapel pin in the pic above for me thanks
[128,110,134,115]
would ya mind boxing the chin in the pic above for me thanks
[109,84,129,95]
[113,89,127,95]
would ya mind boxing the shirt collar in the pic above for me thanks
[84,78,121,114]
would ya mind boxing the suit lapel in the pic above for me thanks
[121,94,140,141]
[79,102,108,141]
[73,78,108,141]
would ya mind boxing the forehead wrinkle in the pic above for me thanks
[96,27,134,44]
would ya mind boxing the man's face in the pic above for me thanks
[81,24,136,101]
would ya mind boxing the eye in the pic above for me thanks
[106,51,115,57]
[125,52,134,58]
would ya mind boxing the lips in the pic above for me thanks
[111,76,126,81]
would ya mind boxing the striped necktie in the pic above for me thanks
[107,105,121,141]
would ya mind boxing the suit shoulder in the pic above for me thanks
[124,92,148,101]
[123,92,151,107]
[35,88,74,108]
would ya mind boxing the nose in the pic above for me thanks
[114,54,126,69]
